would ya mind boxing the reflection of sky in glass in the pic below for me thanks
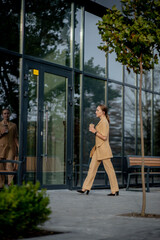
[84,11,105,71]
[75,8,81,48]
[125,68,135,86]
[75,8,81,69]
[137,70,151,90]
[108,51,122,82]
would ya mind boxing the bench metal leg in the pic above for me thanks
[146,168,150,192]
[126,174,131,191]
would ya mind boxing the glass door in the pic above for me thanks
[23,61,73,189]
[42,72,67,186]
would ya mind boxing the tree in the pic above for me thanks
[97,0,160,216]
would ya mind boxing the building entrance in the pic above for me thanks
[22,61,73,189]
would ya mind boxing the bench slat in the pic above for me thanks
[128,156,160,167]
[130,162,160,167]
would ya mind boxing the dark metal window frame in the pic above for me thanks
[0,0,160,189]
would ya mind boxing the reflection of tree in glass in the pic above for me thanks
[125,69,135,84]
[124,87,136,155]
[154,105,160,155]
[0,0,20,52]
[27,72,38,157]
[142,71,151,89]
[142,91,151,155]
[43,75,66,170]
[84,57,105,76]
[136,85,152,156]
[0,54,19,125]
[83,76,105,164]
[81,58,121,163]
[27,73,37,116]
[151,53,160,155]
[153,53,160,92]
[44,80,66,120]
[108,85,122,156]
[25,0,71,65]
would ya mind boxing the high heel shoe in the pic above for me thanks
[77,190,90,195]
[107,191,119,196]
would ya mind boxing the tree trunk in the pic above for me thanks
[139,54,146,217]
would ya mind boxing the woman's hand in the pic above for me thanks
[89,123,96,134]
[0,127,8,137]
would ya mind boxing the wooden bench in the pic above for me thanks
[0,159,22,186]
[126,155,160,192]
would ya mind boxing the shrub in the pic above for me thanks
[0,182,51,239]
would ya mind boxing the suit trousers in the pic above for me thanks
[0,159,14,188]
[82,151,119,193]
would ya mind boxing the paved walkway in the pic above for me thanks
[26,188,160,240]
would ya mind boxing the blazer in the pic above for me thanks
[95,117,113,160]
[0,120,18,159]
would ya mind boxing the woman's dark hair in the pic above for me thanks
[99,105,110,123]
[1,108,10,115]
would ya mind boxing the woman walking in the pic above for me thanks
[77,105,119,196]
[0,108,19,188]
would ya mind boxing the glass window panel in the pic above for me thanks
[43,73,66,185]
[137,91,151,155]
[26,69,38,183]
[125,68,136,86]
[73,73,81,186]
[84,11,105,77]
[153,54,160,93]
[108,51,122,82]
[108,83,122,156]
[153,94,160,155]
[75,7,81,69]
[25,0,71,66]
[137,70,152,90]
[124,87,136,155]
[0,53,19,126]
[83,77,105,185]
[0,0,21,52]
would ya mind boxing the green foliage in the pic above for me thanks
[97,0,160,74]
[0,182,51,239]
[84,57,105,76]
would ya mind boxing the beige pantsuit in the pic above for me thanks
[82,151,119,193]
[0,120,18,188]
[82,117,119,194]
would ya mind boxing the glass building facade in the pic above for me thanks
[0,0,160,189]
